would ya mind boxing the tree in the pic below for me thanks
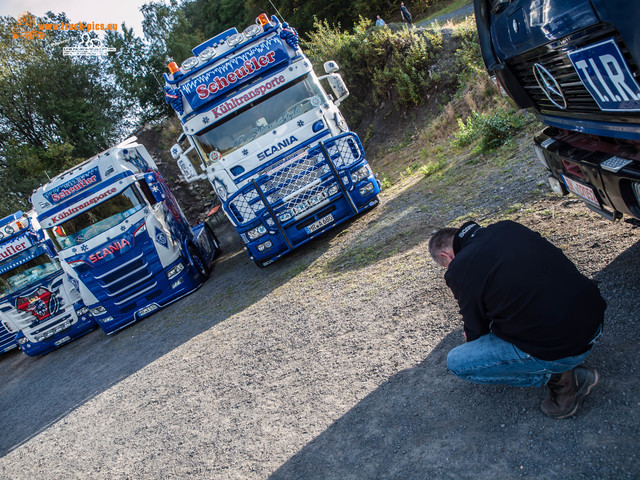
[0,13,129,217]
[104,24,169,122]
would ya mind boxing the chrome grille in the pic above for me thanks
[507,24,640,122]
[95,252,156,304]
[227,133,364,226]
[262,154,328,203]
[0,320,16,350]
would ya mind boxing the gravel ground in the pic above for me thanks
[0,133,639,479]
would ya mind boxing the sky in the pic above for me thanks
[0,0,150,37]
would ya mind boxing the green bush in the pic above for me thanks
[452,23,485,88]
[454,109,529,152]
[305,17,444,121]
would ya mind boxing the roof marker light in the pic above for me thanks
[226,33,244,47]
[181,56,199,71]
[257,14,269,26]
[244,24,262,38]
[199,47,215,62]
[168,62,179,74]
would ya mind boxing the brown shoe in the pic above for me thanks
[540,367,599,419]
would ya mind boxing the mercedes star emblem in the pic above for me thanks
[533,63,567,109]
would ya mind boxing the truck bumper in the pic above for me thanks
[534,127,640,222]
[245,175,380,266]
[19,314,97,357]
[93,259,205,335]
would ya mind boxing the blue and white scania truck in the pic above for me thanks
[163,13,380,267]
[31,139,220,334]
[0,211,96,356]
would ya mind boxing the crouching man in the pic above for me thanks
[429,220,605,418]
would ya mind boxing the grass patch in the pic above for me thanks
[419,157,447,177]
[454,108,530,153]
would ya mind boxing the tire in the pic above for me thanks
[188,244,209,280]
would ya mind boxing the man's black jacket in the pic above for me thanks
[444,220,605,360]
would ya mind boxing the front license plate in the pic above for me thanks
[562,175,599,205]
[568,38,640,111]
[137,304,159,317]
[54,336,71,346]
[306,214,334,234]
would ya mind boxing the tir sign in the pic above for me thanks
[568,38,640,112]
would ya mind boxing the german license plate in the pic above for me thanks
[568,38,640,111]
[562,175,599,205]
[137,303,159,317]
[306,214,334,234]
[54,336,71,346]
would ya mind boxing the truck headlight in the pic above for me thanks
[257,240,273,252]
[167,263,184,279]
[76,307,89,316]
[91,306,107,316]
[359,183,374,196]
[226,33,244,47]
[247,225,267,240]
[134,224,147,237]
[181,56,199,71]
[214,179,227,201]
[17,337,28,345]
[351,165,370,183]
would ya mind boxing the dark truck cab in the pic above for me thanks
[474,0,640,222]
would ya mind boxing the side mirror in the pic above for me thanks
[324,61,339,74]
[327,73,349,105]
[177,154,200,182]
[170,144,183,160]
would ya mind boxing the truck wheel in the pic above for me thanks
[189,244,209,280]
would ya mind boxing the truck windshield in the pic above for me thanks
[194,73,328,160]
[47,186,145,250]
[0,246,60,296]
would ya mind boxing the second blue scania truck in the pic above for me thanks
[31,139,220,334]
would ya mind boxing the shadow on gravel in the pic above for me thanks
[0,220,335,457]
[270,240,640,480]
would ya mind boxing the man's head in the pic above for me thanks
[429,227,457,268]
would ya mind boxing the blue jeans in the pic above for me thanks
[446,333,596,387]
